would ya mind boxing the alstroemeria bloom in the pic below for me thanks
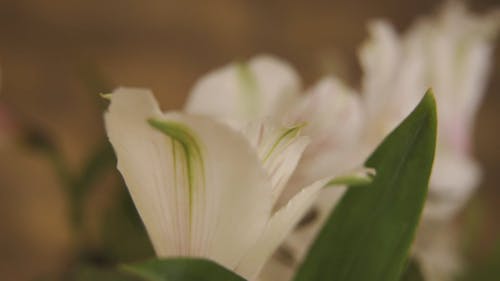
[359,2,499,280]
[360,2,498,221]
[186,57,367,276]
[187,55,365,202]
[105,88,371,280]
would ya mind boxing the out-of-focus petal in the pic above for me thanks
[425,150,481,220]
[186,55,301,127]
[281,77,365,204]
[236,178,328,280]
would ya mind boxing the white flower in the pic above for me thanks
[359,2,499,280]
[186,55,366,197]
[186,56,368,272]
[359,2,498,221]
[104,88,371,280]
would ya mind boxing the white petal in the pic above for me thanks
[280,77,366,206]
[360,20,428,145]
[235,178,328,280]
[257,256,295,281]
[413,220,463,281]
[236,169,374,279]
[424,151,481,220]
[289,77,363,147]
[359,20,401,116]
[105,88,273,270]
[283,186,346,261]
[105,87,179,255]
[424,3,499,153]
[249,55,302,119]
[185,55,301,126]
[243,121,310,206]
[282,168,376,265]
[290,77,365,175]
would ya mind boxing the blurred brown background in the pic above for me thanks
[0,0,498,280]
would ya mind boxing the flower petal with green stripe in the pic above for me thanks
[104,88,373,280]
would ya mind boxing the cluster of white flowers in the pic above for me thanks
[104,2,498,281]
[358,4,499,281]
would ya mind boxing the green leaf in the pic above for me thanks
[70,142,116,229]
[122,258,246,281]
[293,91,437,281]
[101,186,155,261]
[68,263,140,281]
[75,142,116,194]
[400,259,425,281]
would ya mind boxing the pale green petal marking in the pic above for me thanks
[100,93,113,100]
[237,62,259,117]
[262,123,307,163]
[326,168,376,187]
[148,118,206,227]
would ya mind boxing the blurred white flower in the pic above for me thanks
[104,88,372,280]
[360,2,498,221]
[359,2,499,280]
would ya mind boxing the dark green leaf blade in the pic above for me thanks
[293,91,437,281]
[70,263,141,281]
[122,258,247,281]
[400,259,425,281]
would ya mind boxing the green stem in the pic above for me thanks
[44,147,85,239]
